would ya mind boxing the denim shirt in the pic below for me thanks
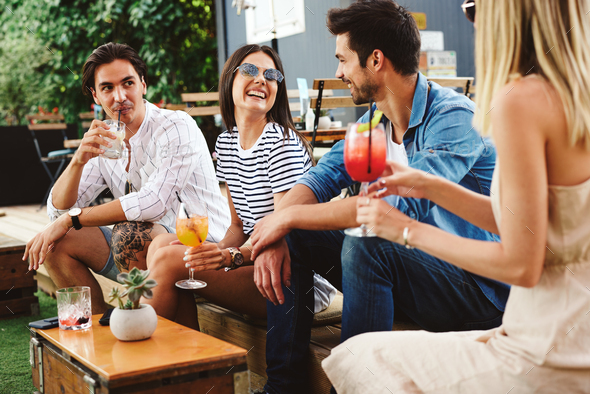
[297,72,510,311]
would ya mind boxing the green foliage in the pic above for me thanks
[108,287,125,309]
[0,291,57,394]
[0,33,53,125]
[111,267,158,310]
[0,0,218,128]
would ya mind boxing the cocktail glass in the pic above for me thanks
[175,199,209,290]
[344,122,387,237]
[56,286,92,330]
[100,119,125,159]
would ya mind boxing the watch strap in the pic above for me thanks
[70,212,82,230]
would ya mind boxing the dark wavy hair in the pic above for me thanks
[219,44,313,163]
[82,42,147,96]
[327,0,420,76]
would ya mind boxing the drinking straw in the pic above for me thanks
[175,191,190,217]
[368,98,374,174]
[117,109,121,123]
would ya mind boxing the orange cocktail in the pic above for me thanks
[176,216,209,247]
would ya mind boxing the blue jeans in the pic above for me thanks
[340,235,505,343]
[265,229,344,394]
[264,231,506,394]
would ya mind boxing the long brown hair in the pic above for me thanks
[219,44,314,162]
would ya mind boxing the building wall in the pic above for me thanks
[215,0,475,122]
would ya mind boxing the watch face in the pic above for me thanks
[235,252,244,266]
[69,208,82,216]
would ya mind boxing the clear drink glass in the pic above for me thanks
[100,119,125,159]
[56,286,92,330]
[175,199,209,290]
[343,122,387,237]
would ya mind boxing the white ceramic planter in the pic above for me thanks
[110,304,158,341]
[318,116,331,130]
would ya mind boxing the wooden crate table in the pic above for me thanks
[0,232,39,319]
[30,315,249,394]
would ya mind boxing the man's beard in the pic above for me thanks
[351,75,379,105]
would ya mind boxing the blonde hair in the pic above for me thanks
[474,0,590,148]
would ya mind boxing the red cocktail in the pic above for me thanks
[344,121,386,236]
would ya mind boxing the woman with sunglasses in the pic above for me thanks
[144,45,335,333]
[323,0,590,392]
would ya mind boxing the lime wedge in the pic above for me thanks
[357,110,384,133]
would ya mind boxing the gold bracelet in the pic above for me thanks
[403,227,414,249]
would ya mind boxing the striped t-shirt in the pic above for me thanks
[215,122,312,235]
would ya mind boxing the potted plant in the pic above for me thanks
[315,109,332,130]
[108,268,158,341]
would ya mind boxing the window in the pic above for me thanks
[245,0,306,44]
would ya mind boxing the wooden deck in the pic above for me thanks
[0,205,50,243]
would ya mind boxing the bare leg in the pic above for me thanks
[144,234,266,328]
[43,227,110,314]
[110,222,169,272]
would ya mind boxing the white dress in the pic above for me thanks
[322,165,590,393]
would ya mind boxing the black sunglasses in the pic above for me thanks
[234,63,284,83]
[461,0,475,23]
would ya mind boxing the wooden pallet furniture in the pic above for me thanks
[197,299,420,394]
[0,233,39,319]
[30,315,249,394]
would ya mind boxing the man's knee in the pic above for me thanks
[44,229,87,269]
[110,221,158,272]
[341,235,394,278]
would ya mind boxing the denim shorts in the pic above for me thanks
[95,224,174,281]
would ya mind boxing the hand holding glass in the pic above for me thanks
[343,122,387,236]
[100,120,125,159]
[175,199,209,290]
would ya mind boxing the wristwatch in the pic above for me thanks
[68,208,82,230]
[225,247,244,271]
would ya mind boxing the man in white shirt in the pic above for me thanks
[23,43,230,313]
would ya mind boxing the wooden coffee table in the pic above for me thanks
[30,315,249,393]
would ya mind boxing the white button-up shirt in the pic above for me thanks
[48,100,231,242]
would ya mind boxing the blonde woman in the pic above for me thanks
[322,0,590,392]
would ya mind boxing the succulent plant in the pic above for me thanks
[109,268,158,310]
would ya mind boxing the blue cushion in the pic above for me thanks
[47,148,75,158]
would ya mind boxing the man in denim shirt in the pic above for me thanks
[250,2,509,393]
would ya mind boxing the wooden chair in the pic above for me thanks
[287,88,334,113]
[26,114,75,209]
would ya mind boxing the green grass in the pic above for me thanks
[0,291,57,394]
